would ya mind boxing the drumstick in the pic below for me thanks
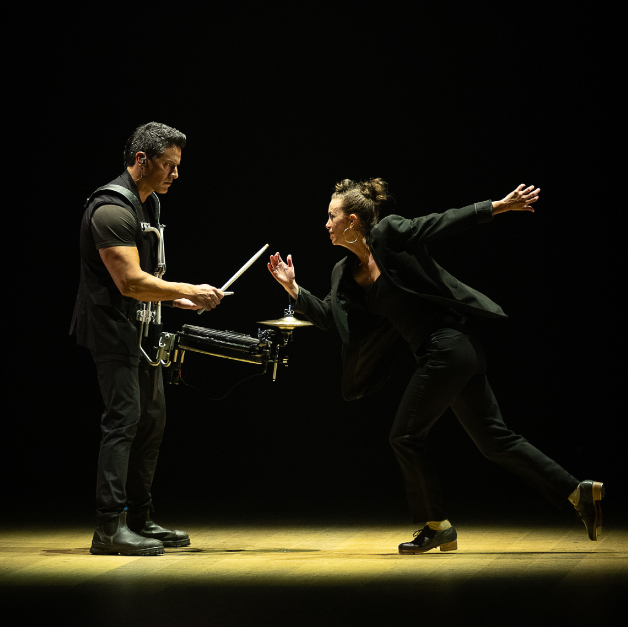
[197,244,269,314]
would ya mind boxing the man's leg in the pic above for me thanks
[126,361,190,547]
[90,351,163,555]
[125,361,166,513]
[92,352,141,522]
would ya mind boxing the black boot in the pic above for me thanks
[127,508,191,548]
[90,511,164,556]
[398,525,458,554]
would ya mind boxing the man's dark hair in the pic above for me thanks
[123,122,186,167]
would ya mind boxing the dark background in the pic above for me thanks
[5,2,623,525]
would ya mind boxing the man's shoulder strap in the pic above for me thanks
[84,184,142,214]
[84,184,160,222]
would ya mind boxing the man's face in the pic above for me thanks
[144,146,181,194]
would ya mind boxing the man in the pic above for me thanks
[70,122,224,556]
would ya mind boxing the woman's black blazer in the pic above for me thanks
[295,200,507,400]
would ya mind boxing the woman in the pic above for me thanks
[267,178,604,554]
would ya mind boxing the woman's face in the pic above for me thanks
[326,199,352,246]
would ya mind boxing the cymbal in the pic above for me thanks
[257,315,313,329]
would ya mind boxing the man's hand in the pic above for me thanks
[189,284,224,311]
[173,298,201,310]
[492,184,540,215]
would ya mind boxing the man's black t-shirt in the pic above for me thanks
[91,199,154,250]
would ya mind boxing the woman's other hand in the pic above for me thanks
[492,184,540,214]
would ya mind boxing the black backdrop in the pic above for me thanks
[5,2,623,524]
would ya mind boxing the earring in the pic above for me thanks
[343,226,358,244]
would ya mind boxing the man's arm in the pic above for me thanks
[99,245,223,310]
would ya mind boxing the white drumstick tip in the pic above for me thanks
[198,244,270,314]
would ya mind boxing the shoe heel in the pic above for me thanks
[592,482,604,501]
[440,540,457,552]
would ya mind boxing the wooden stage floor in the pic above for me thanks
[1,516,626,626]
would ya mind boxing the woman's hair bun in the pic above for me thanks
[359,178,389,204]
[334,178,389,204]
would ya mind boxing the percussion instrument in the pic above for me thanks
[155,307,312,384]
[176,325,271,365]
[257,315,314,330]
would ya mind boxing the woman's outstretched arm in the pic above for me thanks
[383,184,541,250]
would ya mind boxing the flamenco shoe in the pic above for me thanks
[398,525,458,554]
[90,511,164,556]
[127,508,191,548]
[573,480,605,541]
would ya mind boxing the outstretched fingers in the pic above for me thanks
[268,252,292,277]
[500,183,541,213]
[268,252,281,270]
[523,187,540,209]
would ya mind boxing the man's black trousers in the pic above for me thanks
[91,351,166,523]
[389,327,579,523]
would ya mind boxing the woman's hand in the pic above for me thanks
[267,252,298,299]
[492,184,540,214]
